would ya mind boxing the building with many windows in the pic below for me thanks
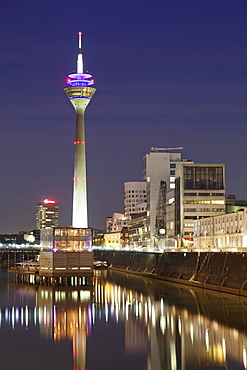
[124,182,147,218]
[157,163,226,249]
[127,212,147,248]
[36,199,58,230]
[143,148,193,247]
[174,163,226,247]
[194,208,247,250]
[103,231,121,248]
[103,227,130,248]
[105,213,128,232]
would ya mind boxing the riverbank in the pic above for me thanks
[93,250,247,297]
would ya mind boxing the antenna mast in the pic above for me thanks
[77,32,83,73]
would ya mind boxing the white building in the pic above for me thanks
[124,182,147,218]
[158,163,227,250]
[104,231,122,248]
[194,208,247,250]
[107,212,128,232]
[174,163,226,247]
[143,148,193,247]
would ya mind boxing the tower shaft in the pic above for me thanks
[73,109,87,228]
[65,87,96,228]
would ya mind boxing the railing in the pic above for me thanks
[92,245,247,253]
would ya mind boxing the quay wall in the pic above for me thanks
[93,250,247,297]
[0,249,38,268]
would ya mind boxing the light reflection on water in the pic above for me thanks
[1,270,247,369]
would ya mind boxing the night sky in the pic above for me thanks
[1,0,247,233]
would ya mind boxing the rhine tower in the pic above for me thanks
[64,32,96,228]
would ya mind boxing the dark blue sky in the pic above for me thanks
[1,0,247,233]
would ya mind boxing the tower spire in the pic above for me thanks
[77,32,83,73]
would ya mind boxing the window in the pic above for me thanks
[170,170,175,175]
[170,164,176,168]
[184,200,211,204]
[184,166,224,190]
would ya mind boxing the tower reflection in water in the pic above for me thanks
[4,271,247,369]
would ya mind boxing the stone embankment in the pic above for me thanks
[93,250,247,297]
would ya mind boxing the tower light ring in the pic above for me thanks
[68,73,92,79]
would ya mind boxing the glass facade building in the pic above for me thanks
[184,166,224,190]
[40,227,92,252]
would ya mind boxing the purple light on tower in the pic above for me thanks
[64,32,96,228]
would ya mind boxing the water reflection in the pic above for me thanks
[2,270,247,369]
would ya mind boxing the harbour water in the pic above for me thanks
[1,269,247,369]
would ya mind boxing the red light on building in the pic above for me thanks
[43,199,56,204]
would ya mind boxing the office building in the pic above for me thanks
[174,163,226,247]
[105,213,128,232]
[103,227,130,249]
[143,147,193,247]
[103,230,122,248]
[128,212,147,248]
[194,208,247,250]
[36,198,58,230]
[124,181,147,218]
[64,32,96,228]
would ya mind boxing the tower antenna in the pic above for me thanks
[77,32,83,73]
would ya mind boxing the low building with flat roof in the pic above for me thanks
[39,226,93,280]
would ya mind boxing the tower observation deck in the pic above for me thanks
[64,32,96,228]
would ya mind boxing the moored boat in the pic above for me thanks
[93,260,108,269]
